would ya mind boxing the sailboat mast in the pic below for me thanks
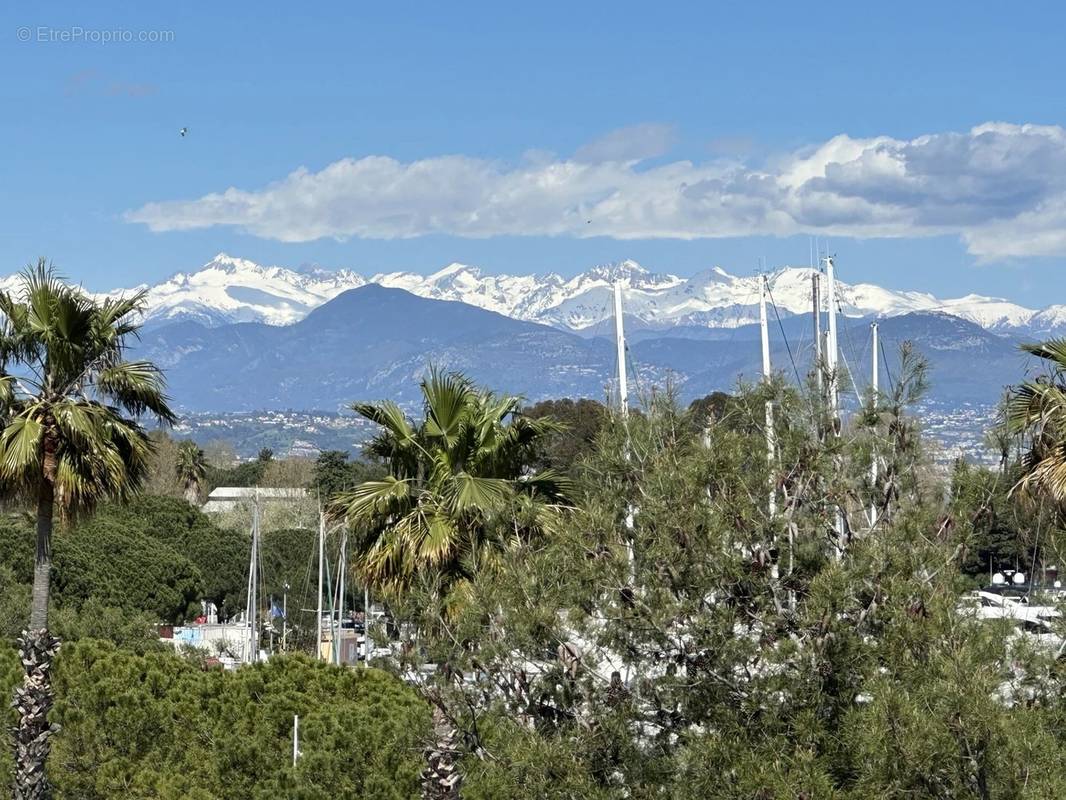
[759,275,777,519]
[812,272,822,396]
[824,256,846,558]
[363,586,371,665]
[316,509,325,662]
[246,491,260,664]
[615,279,636,594]
[613,280,629,416]
[825,256,839,421]
[759,274,772,379]
[335,531,347,665]
[869,322,879,526]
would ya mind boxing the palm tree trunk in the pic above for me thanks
[29,477,54,631]
[183,480,199,506]
[11,629,60,800]
[12,446,60,800]
[421,706,463,800]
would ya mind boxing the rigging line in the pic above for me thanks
[714,277,758,372]
[1026,493,1044,600]
[837,300,870,397]
[765,285,804,388]
[837,345,865,407]
[299,530,317,638]
[624,346,643,403]
[878,336,897,394]
[768,277,822,430]
[604,287,622,406]
[787,268,814,368]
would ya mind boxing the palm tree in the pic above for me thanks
[176,440,208,505]
[1005,340,1066,500]
[0,261,175,799]
[331,371,570,609]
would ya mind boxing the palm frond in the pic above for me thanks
[1020,338,1066,370]
[448,473,512,514]
[94,360,177,423]
[0,263,166,515]
[0,413,43,483]
[332,477,414,524]
[351,400,415,438]
[422,370,473,447]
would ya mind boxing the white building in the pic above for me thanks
[201,486,309,514]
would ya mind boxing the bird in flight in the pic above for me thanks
[179,127,188,137]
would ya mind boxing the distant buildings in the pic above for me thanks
[286,439,321,459]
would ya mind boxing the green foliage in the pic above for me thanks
[55,517,202,622]
[0,260,176,638]
[0,260,176,512]
[948,460,1063,581]
[1006,338,1066,500]
[176,439,208,503]
[685,390,735,434]
[0,497,250,625]
[462,717,613,800]
[523,398,608,472]
[0,644,20,788]
[49,600,164,654]
[205,446,277,490]
[91,496,249,615]
[311,450,383,500]
[0,564,30,642]
[0,563,162,653]
[333,370,571,607]
[411,378,1066,799]
[0,641,430,799]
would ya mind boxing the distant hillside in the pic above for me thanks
[136,285,615,412]
[136,284,1033,414]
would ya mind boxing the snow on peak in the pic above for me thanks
[87,254,1048,336]
[932,294,1036,330]
[429,262,479,280]
[580,259,679,289]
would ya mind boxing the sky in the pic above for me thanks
[2,2,1066,304]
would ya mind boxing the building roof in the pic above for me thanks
[201,486,309,513]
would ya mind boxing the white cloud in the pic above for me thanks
[126,122,1066,258]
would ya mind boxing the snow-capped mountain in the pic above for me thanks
[930,295,1036,332]
[110,253,366,327]
[82,253,1055,337]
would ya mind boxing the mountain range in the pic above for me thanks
[82,253,1066,338]
[17,253,1046,418]
[125,281,1028,417]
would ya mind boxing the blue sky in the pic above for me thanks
[2,2,1065,303]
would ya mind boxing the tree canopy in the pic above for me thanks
[333,371,572,609]
[402,374,1066,799]
[0,642,429,799]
